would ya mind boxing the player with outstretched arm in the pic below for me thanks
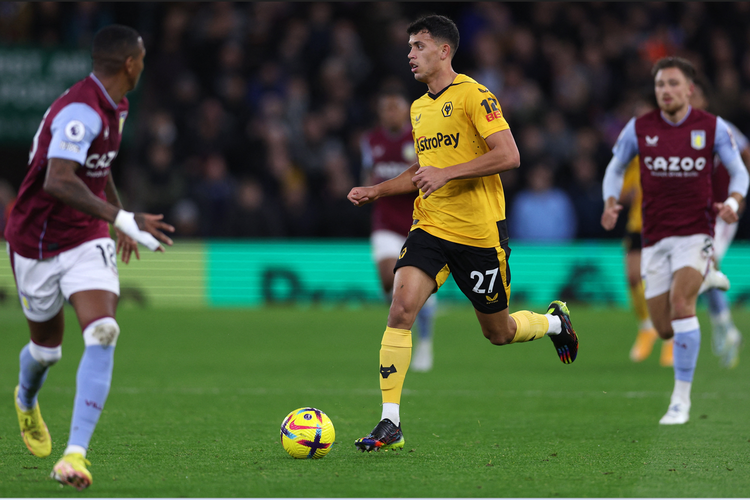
[601,57,748,425]
[347,15,578,452]
[5,25,174,489]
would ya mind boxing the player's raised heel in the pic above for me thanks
[51,453,92,491]
[354,418,405,452]
[14,385,52,458]
[547,301,578,364]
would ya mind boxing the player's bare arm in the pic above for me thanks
[713,192,744,225]
[348,162,420,207]
[45,158,175,251]
[601,197,623,231]
[712,132,750,224]
[412,128,520,199]
[45,158,121,222]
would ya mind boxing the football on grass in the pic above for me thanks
[280,407,335,459]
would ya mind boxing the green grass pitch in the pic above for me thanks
[1,303,749,497]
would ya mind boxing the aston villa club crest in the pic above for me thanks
[691,130,706,150]
[119,111,128,134]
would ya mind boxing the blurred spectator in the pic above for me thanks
[291,112,345,197]
[186,98,234,159]
[575,127,613,171]
[517,124,548,171]
[328,19,372,87]
[542,111,576,168]
[133,142,186,218]
[566,155,606,240]
[65,2,114,49]
[550,41,591,126]
[32,2,65,46]
[497,64,544,126]
[280,170,320,238]
[227,177,286,237]
[510,162,577,242]
[171,199,200,239]
[193,154,236,237]
[318,149,369,238]
[468,31,504,95]
[0,2,33,43]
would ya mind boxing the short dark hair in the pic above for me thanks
[92,24,142,76]
[407,15,459,58]
[651,56,696,82]
[378,84,408,103]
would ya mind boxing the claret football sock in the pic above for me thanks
[379,327,411,405]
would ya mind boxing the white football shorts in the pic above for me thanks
[640,233,714,299]
[8,237,120,322]
[371,229,407,262]
[712,219,738,263]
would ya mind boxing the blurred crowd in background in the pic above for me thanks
[2,2,750,241]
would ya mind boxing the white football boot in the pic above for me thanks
[698,264,730,295]
[659,397,691,425]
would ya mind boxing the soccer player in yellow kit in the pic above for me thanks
[621,157,674,366]
[347,15,578,452]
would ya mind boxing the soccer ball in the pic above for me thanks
[280,407,335,459]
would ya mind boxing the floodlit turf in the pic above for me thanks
[1,302,749,497]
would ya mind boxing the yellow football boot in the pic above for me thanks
[14,385,52,458]
[660,339,674,367]
[629,328,658,362]
[51,453,92,491]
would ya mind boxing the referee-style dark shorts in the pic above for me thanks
[624,231,642,252]
[394,227,512,314]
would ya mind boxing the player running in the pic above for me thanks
[601,57,749,425]
[6,25,174,489]
[689,77,749,369]
[361,87,437,372]
[347,15,578,452]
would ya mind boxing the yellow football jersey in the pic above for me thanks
[621,156,643,233]
[410,74,511,248]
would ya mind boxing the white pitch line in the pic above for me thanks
[28,386,750,400]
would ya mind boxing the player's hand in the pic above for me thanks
[601,203,623,231]
[134,213,175,252]
[412,166,449,199]
[713,201,740,224]
[347,186,378,207]
[115,228,140,264]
